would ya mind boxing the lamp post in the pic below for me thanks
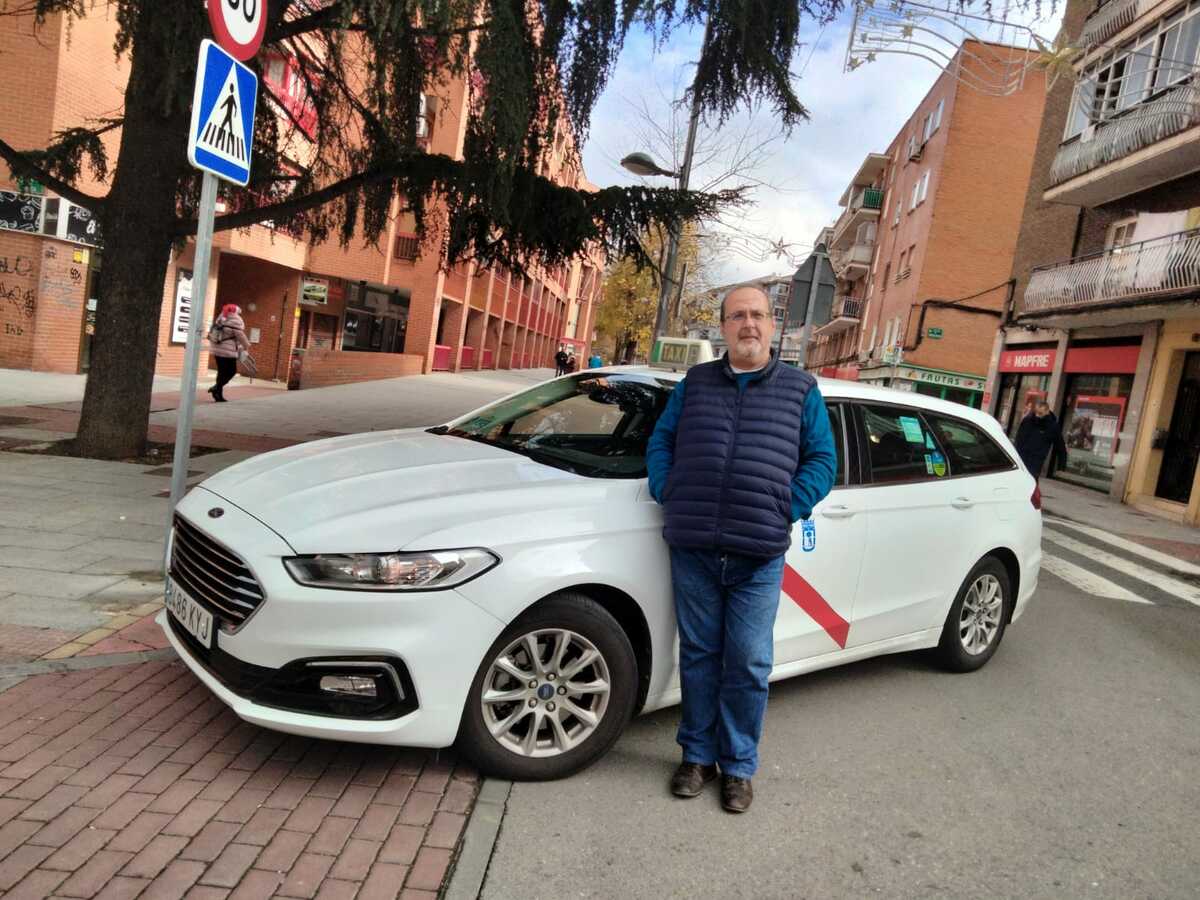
[620,17,712,352]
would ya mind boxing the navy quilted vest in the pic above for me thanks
[662,353,815,558]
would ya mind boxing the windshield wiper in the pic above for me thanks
[518,445,582,476]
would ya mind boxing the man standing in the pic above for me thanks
[554,346,569,377]
[1015,400,1067,482]
[646,286,836,813]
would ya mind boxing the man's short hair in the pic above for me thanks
[720,285,772,321]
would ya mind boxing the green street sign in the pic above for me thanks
[927,327,944,339]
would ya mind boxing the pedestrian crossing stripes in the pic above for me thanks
[1044,515,1200,577]
[1040,516,1200,609]
[1040,554,1153,605]
[201,118,246,162]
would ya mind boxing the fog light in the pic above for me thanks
[319,674,378,697]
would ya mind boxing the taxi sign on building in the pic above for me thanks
[187,40,258,186]
[207,0,266,61]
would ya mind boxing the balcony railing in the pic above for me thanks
[831,296,863,320]
[1049,79,1200,186]
[831,188,884,248]
[1023,227,1200,313]
[1078,0,1150,47]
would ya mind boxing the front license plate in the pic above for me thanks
[165,577,215,649]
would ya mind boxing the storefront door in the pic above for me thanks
[1155,352,1200,504]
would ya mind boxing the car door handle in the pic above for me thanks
[951,497,975,510]
[820,505,857,519]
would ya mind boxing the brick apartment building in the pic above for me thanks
[985,0,1200,523]
[806,40,1047,408]
[0,9,603,388]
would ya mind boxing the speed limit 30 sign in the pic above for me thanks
[207,0,266,61]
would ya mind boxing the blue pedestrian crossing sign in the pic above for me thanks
[187,39,258,186]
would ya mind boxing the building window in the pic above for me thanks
[1107,218,1137,250]
[1065,7,1200,140]
[933,98,944,131]
[922,113,933,142]
[910,178,920,211]
[917,171,930,203]
[394,233,419,260]
[882,262,891,290]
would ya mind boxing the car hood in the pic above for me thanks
[199,429,598,553]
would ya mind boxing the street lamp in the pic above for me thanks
[619,18,712,354]
[619,152,678,179]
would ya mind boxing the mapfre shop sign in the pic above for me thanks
[999,348,1057,373]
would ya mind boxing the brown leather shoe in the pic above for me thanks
[721,775,753,813]
[670,762,718,798]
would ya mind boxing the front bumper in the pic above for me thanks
[161,488,508,747]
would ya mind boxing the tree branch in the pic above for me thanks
[0,135,107,211]
[173,160,410,236]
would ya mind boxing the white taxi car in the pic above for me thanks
[159,368,1042,780]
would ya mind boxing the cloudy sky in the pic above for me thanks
[581,1,1066,286]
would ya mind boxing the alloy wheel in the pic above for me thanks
[958,573,1004,656]
[480,628,612,758]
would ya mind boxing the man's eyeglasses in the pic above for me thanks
[725,310,770,323]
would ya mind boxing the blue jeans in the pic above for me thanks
[669,547,785,779]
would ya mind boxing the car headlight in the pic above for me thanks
[283,549,499,591]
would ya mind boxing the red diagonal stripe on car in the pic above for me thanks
[782,564,850,649]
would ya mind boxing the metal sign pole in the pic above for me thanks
[164,171,219,567]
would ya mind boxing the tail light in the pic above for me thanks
[1031,485,1042,510]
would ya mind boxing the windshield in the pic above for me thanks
[443,373,675,478]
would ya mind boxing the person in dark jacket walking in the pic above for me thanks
[1015,401,1067,481]
[554,347,569,376]
[645,286,837,813]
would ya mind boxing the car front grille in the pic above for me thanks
[170,515,265,628]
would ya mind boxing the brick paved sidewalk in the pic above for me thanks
[0,660,477,899]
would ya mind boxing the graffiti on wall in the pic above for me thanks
[0,255,37,325]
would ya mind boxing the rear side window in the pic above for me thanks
[826,402,847,487]
[924,413,1015,476]
[860,404,948,484]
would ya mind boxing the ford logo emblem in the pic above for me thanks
[208,508,224,519]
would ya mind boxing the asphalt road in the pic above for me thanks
[481,572,1200,899]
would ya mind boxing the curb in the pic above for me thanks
[443,778,512,900]
[0,646,177,679]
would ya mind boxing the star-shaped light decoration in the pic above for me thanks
[901,24,914,37]
[1031,30,1081,92]
[768,237,794,260]
[866,51,877,62]
[848,56,864,70]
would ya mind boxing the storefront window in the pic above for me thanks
[1055,373,1134,492]
[996,372,1050,440]
[343,285,409,354]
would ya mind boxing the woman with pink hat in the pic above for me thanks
[207,303,251,402]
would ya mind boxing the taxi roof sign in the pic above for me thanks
[648,337,716,372]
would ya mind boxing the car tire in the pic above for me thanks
[933,556,1012,673]
[456,592,638,781]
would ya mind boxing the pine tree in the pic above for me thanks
[0,0,839,457]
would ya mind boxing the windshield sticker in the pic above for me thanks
[899,416,924,443]
[924,453,934,475]
[801,518,816,552]
[931,451,947,477]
